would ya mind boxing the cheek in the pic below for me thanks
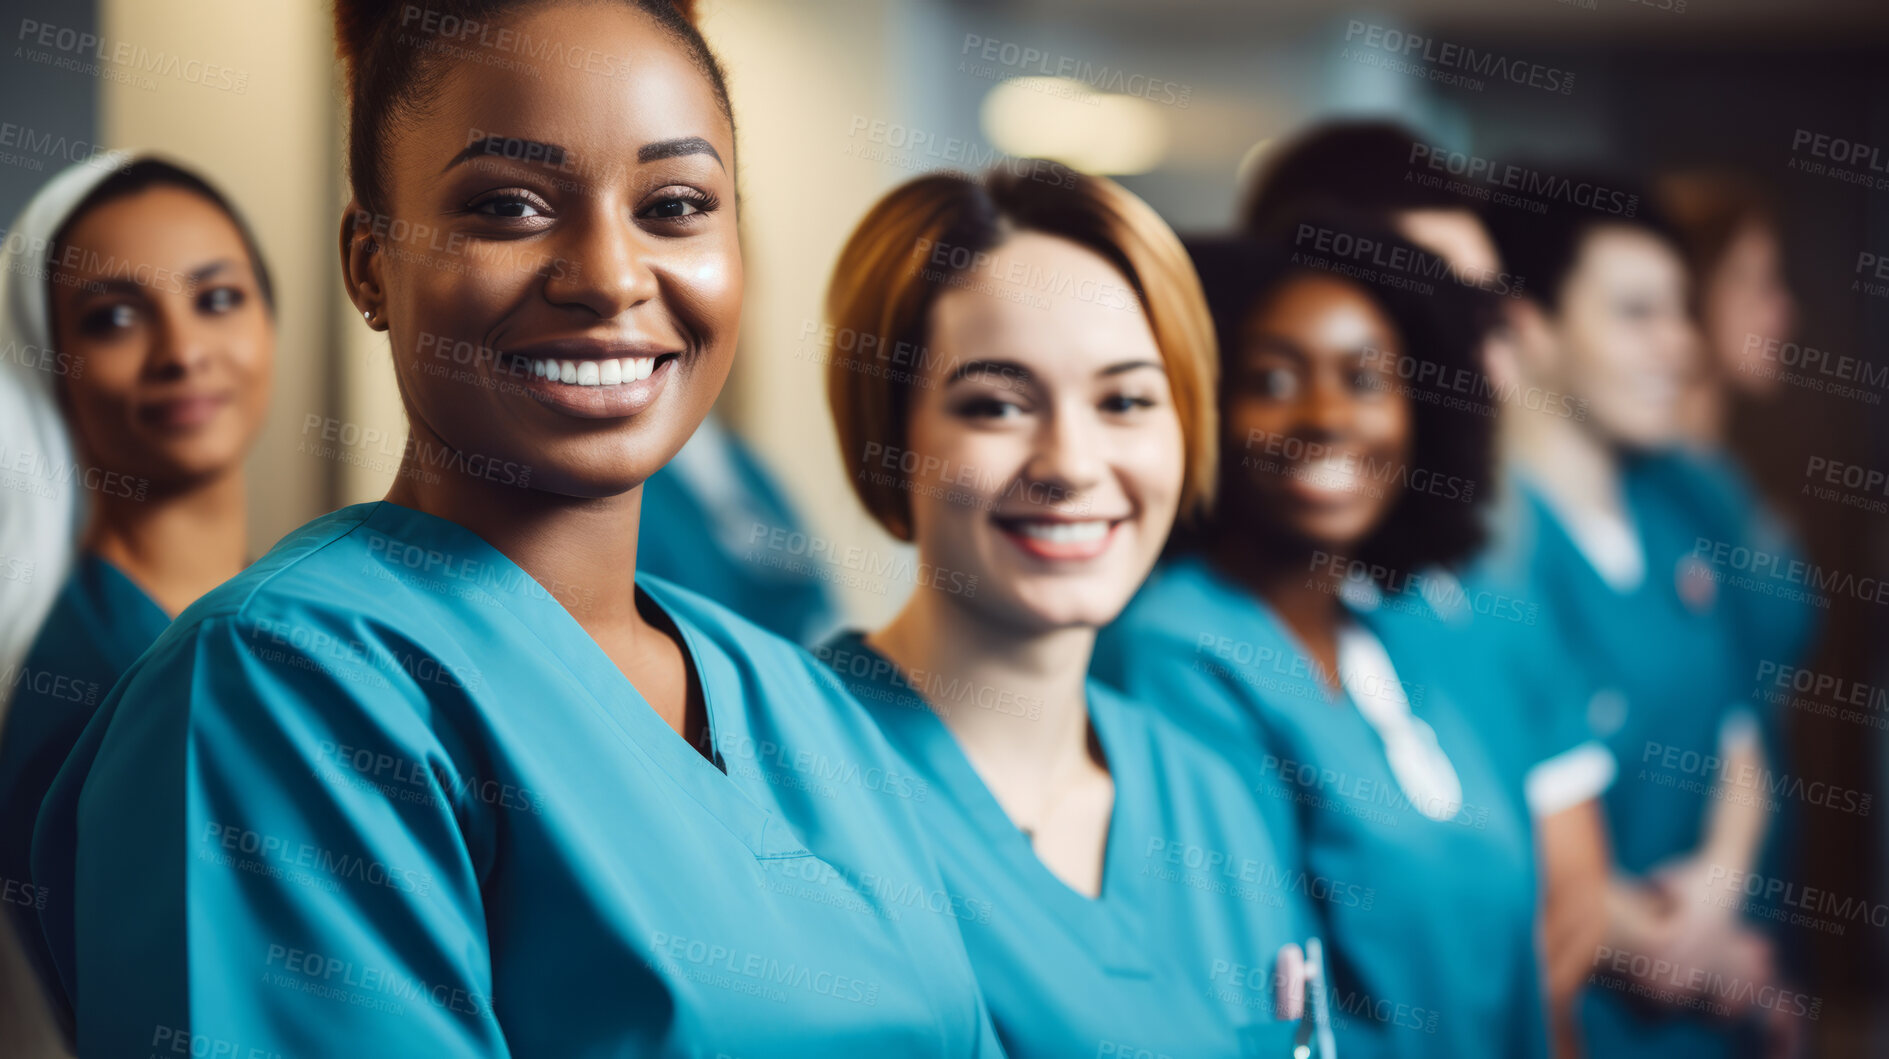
[1127,417,1186,504]
[1369,399,1414,459]
[658,244,744,332]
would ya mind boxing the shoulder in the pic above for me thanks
[1107,556,1246,651]
[116,506,489,739]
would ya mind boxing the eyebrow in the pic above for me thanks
[946,359,1032,386]
[73,259,239,300]
[639,136,723,169]
[186,259,236,285]
[441,135,725,175]
[1099,359,1164,378]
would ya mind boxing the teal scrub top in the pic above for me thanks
[1095,556,1546,1059]
[1632,448,1820,760]
[1460,481,1623,814]
[1511,460,1781,1058]
[31,501,1003,1058]
[1512,463,1756,874]
[0,554,169,1037]
[638,430,837,646]
[816,631,1315,1058]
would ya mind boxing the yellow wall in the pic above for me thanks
[99,0,346,555]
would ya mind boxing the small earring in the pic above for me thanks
[362,309,375,324]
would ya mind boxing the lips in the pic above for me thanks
[993,516,1123,561]
[499,336,685,420]
[141,391,232,430]
[1282,454,1368,505]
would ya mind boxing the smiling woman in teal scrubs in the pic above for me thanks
[0,154,276,1042]
[30,2,1000,1055]
[1482,189,1797,1058]
[815,170,1316,1057]
[1096,221,1549,1058]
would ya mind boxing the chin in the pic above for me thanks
[985,584,1127,635]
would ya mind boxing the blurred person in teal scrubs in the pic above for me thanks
[1655,170,1821,713]
[1482,181,1798,1057]
[0,153,277,1049]
[814,167,1318,1057]
[1097,216,1548,1058]
[29,2,1004,1055]
[1239,121,1618,1054]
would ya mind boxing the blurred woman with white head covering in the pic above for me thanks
[0,152,276,1047]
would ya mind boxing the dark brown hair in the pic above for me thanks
[332,0,733,219]
[1186,215,1495,577]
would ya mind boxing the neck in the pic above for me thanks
[1501,396,1624,521]
[868,584,1095,781]
[1209,529,1345,689]
[84,465,248,617]
[385,425,644,638]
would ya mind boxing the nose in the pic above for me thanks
[145,302,209,381]
[1662,312,1704,375]
[1022,401,1107,504]
[1296,369,1355,442]
[541,202,659,319]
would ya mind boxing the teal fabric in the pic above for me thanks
[638,434,836,646]
[32,502,1003,1057]
[0,554,170,1038]
[817,630,1311,1058]
[1095,557,1546,1059]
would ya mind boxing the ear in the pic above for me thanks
[339,197,386,330]
[1490,298,1557,387]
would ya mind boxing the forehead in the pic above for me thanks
[1572,225,1684,280]
[1244,272,1399,351]
[58,186,246,275]
[391,3,732,182]
[926,231,1158,378]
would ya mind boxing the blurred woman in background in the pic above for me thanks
[1240,123,1620,1055]
[817,167,1316,1057]
[0,153,276,1048]
[1097,216,1549,1058]
[27,2,1004,1054]
[1655,170,1821,722]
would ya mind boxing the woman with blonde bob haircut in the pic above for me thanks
[817,167,1320,1057]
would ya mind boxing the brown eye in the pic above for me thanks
[199,287,245,314]
[470,190,550,219]
[1246,366,1298,400]
[80,303,137,336]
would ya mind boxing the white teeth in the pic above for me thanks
[525,356,663,386]
[1011,520,1109,543]
[1297,456,1360,491]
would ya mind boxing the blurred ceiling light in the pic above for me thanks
[980,76,1169,175]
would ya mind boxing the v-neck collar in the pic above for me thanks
[358,501,808,860]
[75,553,173,670]
[829,631,1153,975]
[1511,472,1655,605]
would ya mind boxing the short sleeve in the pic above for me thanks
[38,611,511,1057]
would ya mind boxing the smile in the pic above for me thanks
[528,353,676,387]
[993,517,1124,562]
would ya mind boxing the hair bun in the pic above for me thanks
[332,0,397,87]
[664,0,701,28]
